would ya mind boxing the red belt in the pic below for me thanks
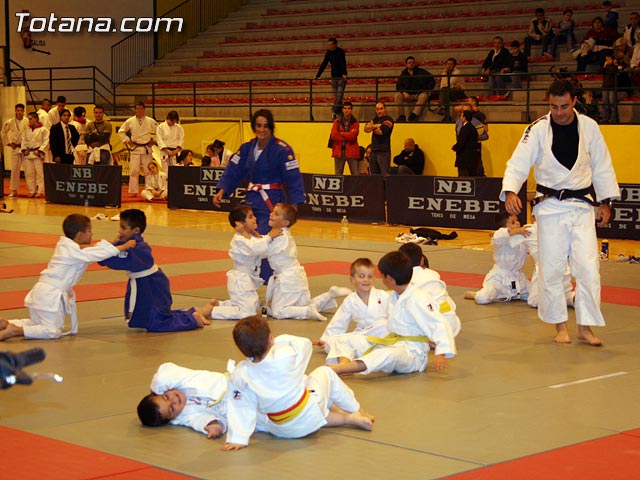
[246,183,283,212]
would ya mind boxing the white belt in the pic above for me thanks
[125,264,159,319]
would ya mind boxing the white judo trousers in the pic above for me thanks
[536,205,604,326]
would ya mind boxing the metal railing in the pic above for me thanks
[111,0,246,84]
[6,64,639,124]
[112,71,640,124]
[8,65,115,112]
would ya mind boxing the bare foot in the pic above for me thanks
[193,310,211,327]
[306,304,327,322]
[553,322,571,344]
[577,325,603,346]
[464,291,476,300]
[0,318,8,330]
[346,411,374,431]
[0,323,23,341]
[201,299,219,318]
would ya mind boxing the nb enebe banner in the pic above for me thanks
[386,176,527,229]
[297,174,386,223]
[43,164,121,207]
[167,166,247,211]
[596,183,640,240]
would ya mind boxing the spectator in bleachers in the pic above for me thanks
[575,16,620,72]
[156,110,184,173]
[481,36,511,96]
[549,9,578,59]
[602,1,619,31]
[599,53,634,123]
[85,105,113,166]
[452,110,479,177]
[394,56,435,123]
[508,41,528,90]
[391,138,424,175]
[314,37,348,119]
[623,12,640,68]
[364,102,394,174]
[437,58,466,120]
[330,101,360,175]
[524,8,554,58]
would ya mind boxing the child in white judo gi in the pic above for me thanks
[464,212,531,304]
[223,316,374,451]
[202,206,282,320]
[137,362,228,439]
[265,203,351,321]
[329,251,457,376]
[399,243,461,337]
[141,159,168,202]
[0,214,135,340]
[314,258,390,364]
[514,220,575,309]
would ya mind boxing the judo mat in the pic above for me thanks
[1,211,639,480]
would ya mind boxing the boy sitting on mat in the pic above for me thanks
[223,316,374,451]
[328,251,457,377]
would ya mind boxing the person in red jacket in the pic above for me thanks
[330,102,360,175]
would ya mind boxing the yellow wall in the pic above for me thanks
[268,122,639,184]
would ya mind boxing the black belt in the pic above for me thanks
[530,184,596,208]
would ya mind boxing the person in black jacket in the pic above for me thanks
[392,138,425,175]
[481,36,512,96]
[452,111,479,176]
[315,37,348,118]
[394,56,436,122]
[49,109,79,164]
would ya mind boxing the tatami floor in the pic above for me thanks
[1,194,639,480]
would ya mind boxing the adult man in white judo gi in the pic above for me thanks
[500,79,620,345]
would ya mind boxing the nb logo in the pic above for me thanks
[434,178,475,196]
[313,175,343,193]
[200,168,224,183]
[71,167,94,180]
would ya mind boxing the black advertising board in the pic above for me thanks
[167,166,247,211]
[596,183,640,240]
[297,174,386,223]
[44,164,122,207]
[386,175,527,228]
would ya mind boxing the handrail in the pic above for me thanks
[110,0,246,85]
[7,64,639,124]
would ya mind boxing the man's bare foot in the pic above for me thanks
[577,325,603,346]
[0,318,8,330]
[464,291,476,300]
[554,322,571,344]
[201,299,219,318]
[0,323,23,341]
[193,309,211,327]
[346,411,374,431]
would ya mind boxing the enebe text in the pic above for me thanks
[16,12,183,33]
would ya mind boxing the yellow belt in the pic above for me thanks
[267,389,310,424]
[363,332,431,356]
